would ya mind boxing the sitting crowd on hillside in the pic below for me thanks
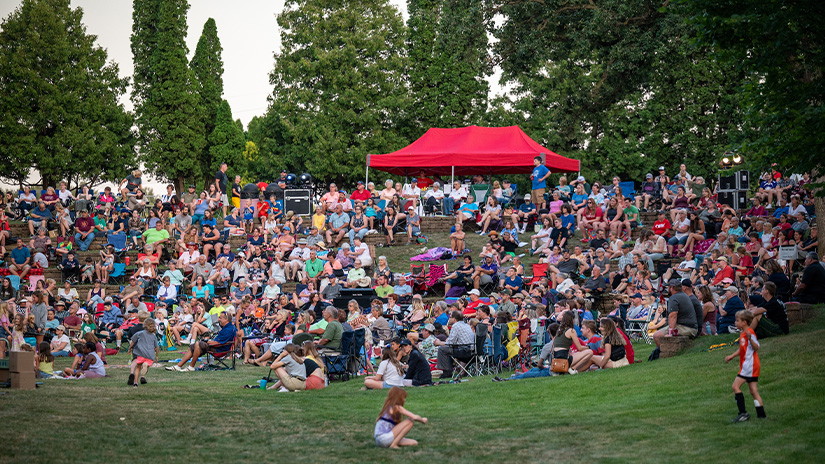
[1,161,823,387]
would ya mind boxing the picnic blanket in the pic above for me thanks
[411,247,453,261]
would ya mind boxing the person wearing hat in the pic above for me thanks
[419,323,438,359]
[711,256,735,286]
[717,284,745,334]
[120,275,144,302]
[286,238,310,282]
[793,251,825,304]
[350,180,371,206]
[496,289,516,315]
[626,293,646,319]
[471,254,498,292]
[462,289,483,317]
[402,179,422,212]
[652,280,698,348]
[510,193,537,234]
[50,325,72,357]
[680,279,704,334]
[405,206,422,245]
[636,172,661,212]
[399,337,432,386]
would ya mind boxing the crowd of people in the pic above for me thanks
[1,160,822,394]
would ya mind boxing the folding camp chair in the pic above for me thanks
[491,324,506,374]
[424,263,447,296]
[470,184,489,206]
[411,264,426,294]
[626,300,658,344]
[108,263,127,285]
[106,232,128,256]
[28,274,44,293]
[530,319,548,360]
[7,275,20,291]
[528,262,548,286]
[473,323,495,375]
[204,340,236,370]
[618,181,635,198]
[323,330,354,381]
[449,343,477,379]
[347,328,367,376]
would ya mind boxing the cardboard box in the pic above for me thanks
[10,371,36,390]
[9,351,34,373]
[0,368,9,383]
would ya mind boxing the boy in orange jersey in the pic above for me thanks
[725,310,766,422]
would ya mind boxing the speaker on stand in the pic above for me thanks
[717,170,750,211]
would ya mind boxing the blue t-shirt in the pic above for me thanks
[435,313,449,326]
[532,165,550,189]
[504,275,523,290]
[519,203,536,214]
[11,247,30,265]
[31,207,52,220]
[571,193,588,206]
[213,323,236,345]
[561,213,576,232]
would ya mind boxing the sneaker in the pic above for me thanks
[184,365,196,372]
[140,377,147,385]
[568,368,578,375]
[133,383,138,388]
[492,376,504,382]
[733,412,750,423]
[278,387,289,393]
[127,373,134,386]
[479,231,487,236]
[165,365,184,372]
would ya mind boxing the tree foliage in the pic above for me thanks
[0,0,135,189]
[405,0,490,137]
[131,0,205,191]
[208,100,245,175]
[190,18,226,180]
[491,0,744,181]
[262,0,410,185]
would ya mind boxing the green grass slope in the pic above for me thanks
[1,313,823,464]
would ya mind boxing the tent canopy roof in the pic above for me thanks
[368,125,580,176]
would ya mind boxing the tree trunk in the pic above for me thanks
[815,193,825,259]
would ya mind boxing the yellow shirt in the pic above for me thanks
[312,213,326,231]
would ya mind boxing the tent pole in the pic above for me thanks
[366,166,369,186]
[451,166,454,188]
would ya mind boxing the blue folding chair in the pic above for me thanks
[322,330,355,381]
[108,263,126,284]
[8,275,21,291]
[619,181,635,198]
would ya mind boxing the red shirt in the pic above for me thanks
[75,217,94,233]
[416,177,434,189]
[652,219,671,236]
[350,189,371,202]
[463,299,483,316]
[712,265,735,286]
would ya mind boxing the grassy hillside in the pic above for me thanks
[2,312,823,463]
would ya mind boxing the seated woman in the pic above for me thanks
[586,318,629,369]
[268,343,307,392]
[551,310,593,374]
[169,303,194,345]
[300,341,327,390]
[187,302,213,344]
[442,255,475,294]
[530,217,553,255]
[364,346,405,389]
[478,196,502,235]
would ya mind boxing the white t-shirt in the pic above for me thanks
[52,334,71,351]
[376,359,404,387]
[58,288,78,301]
[402,184,421,200]
[270,262,286,282]
[674,219,691,239]
[425,189,444,200]
[448,186,467,201]
[788,204,806,217]
[263,284,280,299]
[354,243,370,262]
[33,252,49,269]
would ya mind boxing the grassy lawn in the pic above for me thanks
[2,312,823,463]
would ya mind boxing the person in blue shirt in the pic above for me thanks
[456,196,479,223]
[10,239,31,277]
[472,254,499,290]
[28,201,53,236]
[511,195,538,234]
[772,197,789,219]
[531,156,551,208]
[166,312,234,372]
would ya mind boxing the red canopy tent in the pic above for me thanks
[366,126,580,180]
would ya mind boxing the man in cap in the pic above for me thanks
[653,279,698,348]
[181,184,197,205]
[793,251,825,304]
[512,194,538,234]
[406,206,421,245]
[472,254,498,291]
[306,226,324,248]
[287,238,310,281]
[717,284,745,333]
[463,289,483,317]
[712,256,735,286]
[402,179,422,210]
[626,293,647,320]
[419,323,438,359]
[636,173,661,211]
[401,338,432,386]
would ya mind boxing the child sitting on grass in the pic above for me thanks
[128,318,159,387]
[725,310,766,423]
[374,387,428,449]
[36,341,54,378]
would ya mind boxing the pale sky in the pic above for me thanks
[0,0,410,127]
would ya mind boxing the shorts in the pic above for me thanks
[231,197,240,209]
[737,374,758,383]
[531,188,546,202]
[409,225,420,236]
[504,252,516,257]
[479,273,494,285]
[281,375,306,391]
[305,375,325,390]
[135,356,154,366]
[612,356,629,368]
[375,431,395,448]
[221,194,228,204]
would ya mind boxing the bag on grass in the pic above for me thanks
[550,358,569,373]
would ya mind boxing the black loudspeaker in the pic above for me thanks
[718,191,748,209]
[737,170,750,191]
[718,173,738,191]
[284,189,312,216]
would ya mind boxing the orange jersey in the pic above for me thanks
[738,328,760,377]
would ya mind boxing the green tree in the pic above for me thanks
[491,0,745,182]
[405,0,489,136]
[0,0,135,189]
[131,0,205,191]
[679,0,825,254]
[190,18,225,182]
[264,0,410,184]
[208,100,245,176]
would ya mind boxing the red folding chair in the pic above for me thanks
[204,340,236,370]
[528,263,547,286]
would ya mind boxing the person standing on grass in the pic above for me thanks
[128,318,159,388]
[725,310,766,423]
[374,387,428,449]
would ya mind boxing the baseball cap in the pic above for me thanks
[188,184,195,188]
[631,293,643,299]
[524,303,537,310]
[467,289,480,296]
[423,323,435,332]
[357,180,364,185]
[721,277,734,285]
[725,286,738,293]
[400,339,412,346]
[577,176,585,182]
[54,300,65,307]
[512,292,525,299]
[77,308,88,315]
[524,194,531,200]
[659,166,665,170]
[501,289,512,296]
[667,279,682,287]
[681,279,693,287]
[646,173,653,179]
[408,206,415,211]
[717,256,727,263]
[56,325,66,331]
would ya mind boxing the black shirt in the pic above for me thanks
[762,297,789,335]
[556,258,580,274]
[125,175,141,191]
[800,263,825,303]
[590,238,608,250]
[549,227,568,246]
[215,171,228,193]
[231,182,242,199]
[607,340,626,361]
[404,349,432,386]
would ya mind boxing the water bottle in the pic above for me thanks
[259,378,267,390]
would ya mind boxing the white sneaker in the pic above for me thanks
[568,368,578,375]
[166,365,184,372]
[184,365,195,372]
[278,387,289,393]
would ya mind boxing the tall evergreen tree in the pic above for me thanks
[208,100,245,175]
[131,0,205,191]
[405,0,489,136]
[0,0,135,188]
[190,18,225,180]
[264,0,410,184]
